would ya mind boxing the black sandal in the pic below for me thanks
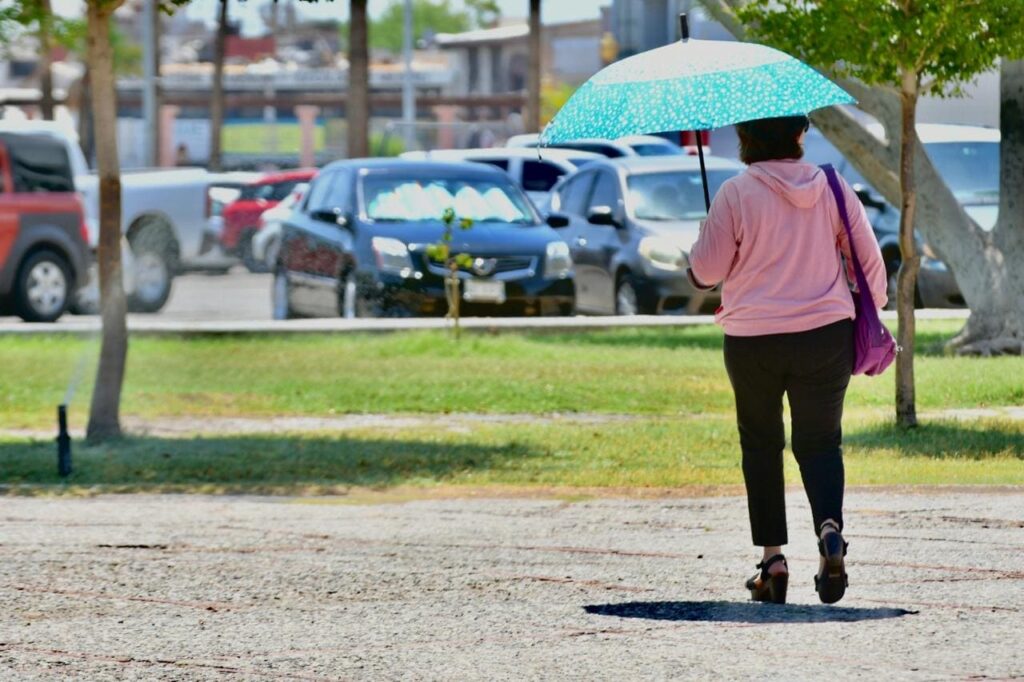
[815,521,849,604]
[745,553,788,604]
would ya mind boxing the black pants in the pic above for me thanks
[723,319,853,547]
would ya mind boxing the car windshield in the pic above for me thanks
[630,143,684,157]
[924,142,999,203]
[361,176,535,224]
[627,169,737,221]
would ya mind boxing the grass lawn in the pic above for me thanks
[1,320,1021,493]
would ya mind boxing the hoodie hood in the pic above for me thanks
[747,160,827,209]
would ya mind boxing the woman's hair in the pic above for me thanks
[736,115,810,165]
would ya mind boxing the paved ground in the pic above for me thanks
[0,269,970,334]
[2,490,1021,680]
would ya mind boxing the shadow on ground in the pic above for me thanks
[0,435,536,491]
[847,422,1024,459]
[584,600,915,623]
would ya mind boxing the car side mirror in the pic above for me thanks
[853,185,886,211]
[587,205,620,227]
[311,208,350,228]
[546,213,570,228]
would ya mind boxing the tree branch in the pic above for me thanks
[698,0,747,41]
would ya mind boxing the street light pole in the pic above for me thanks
[401,0,416,150]
[141,0,157,166]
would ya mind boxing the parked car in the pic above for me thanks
[546,155,743,315]
[0,120,222,313]
[507,133,637,159]
[221,169,317,271]
[252,182,308,271]
[617,135,686,157]
[273,159,575,319]
[803,124,996,308]
[400,147,602,205]
[0,131,89,322]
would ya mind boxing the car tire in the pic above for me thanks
[15,250,72,323]
[884,258,924,310]
[263,235,281,272]
[340,271,379,319]
[241,231,268,273]
[272,268,299,320]
[615,272,654,316]
[128,231,174,313]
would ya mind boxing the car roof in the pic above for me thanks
[404,147,602,162]
[253,168,318,184]
[599,154,744,174]
[865,122,1000,144]
[322,157,513,178]
[617,135,678,146]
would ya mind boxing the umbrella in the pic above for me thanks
[539,15,855,210]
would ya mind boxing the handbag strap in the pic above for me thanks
[819,164,873,298]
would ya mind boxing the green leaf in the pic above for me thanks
[459,217,474,230]
[454,253,474,268]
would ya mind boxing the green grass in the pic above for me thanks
[1,321,1021,430]
[1,320,1021,494]
[2,416,1021,495]
[221,123,326,155]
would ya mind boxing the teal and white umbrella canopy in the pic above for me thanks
[539,38,855,145]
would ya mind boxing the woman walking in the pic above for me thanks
[688,115,887,605]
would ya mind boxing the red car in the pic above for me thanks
[0,132,89,322]
[220,169,317,271]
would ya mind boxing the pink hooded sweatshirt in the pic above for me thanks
[688,159,887,337]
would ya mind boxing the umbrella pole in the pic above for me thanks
[696,130,711,212]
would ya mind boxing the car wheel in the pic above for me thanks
[127,230,175,313]
[241,231,268,273]
[272,268,299,320]
[263,235,281,271]
[340,271,379,318]
[15,250,71,322]
[884,259,924,310]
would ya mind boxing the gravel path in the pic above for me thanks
[2,490,1022,680]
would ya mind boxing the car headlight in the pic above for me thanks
[638,236,688,272]
[371,237,414,277]
[543,240,573,279]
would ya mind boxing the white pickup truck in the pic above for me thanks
[0,120,232,312]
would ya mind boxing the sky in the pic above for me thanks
[48,0,605,36]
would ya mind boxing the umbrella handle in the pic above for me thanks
[695,131,711,211]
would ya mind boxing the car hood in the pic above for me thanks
[367,221,559,254]
[632,218,703,253]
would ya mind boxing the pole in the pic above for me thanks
[141,0,157,166]
[57,404,72,477]
[401,0,416,150]
[696,130,710,211]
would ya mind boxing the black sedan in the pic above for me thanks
[272,159,575,319]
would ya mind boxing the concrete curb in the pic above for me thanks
[0,309,970,336]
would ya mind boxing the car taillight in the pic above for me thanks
[80,218,89,244]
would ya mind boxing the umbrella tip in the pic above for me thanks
[679,13,689,42]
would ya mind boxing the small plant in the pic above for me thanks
[425,207,474,339]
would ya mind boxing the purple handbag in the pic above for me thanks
[820,164,898,376]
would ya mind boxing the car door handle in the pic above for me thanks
[575,237,588,247]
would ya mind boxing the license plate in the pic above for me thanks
[463,279,506,303]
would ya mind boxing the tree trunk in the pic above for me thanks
[37,0,55,120]
[948,59,1024,355]
[526,0,541,133]
[894,72,919,427]
[347,0,370,158]
[208,0,229,172]
[86,0,128,443]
